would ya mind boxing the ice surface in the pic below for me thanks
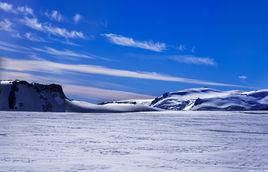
[0,111,268,171]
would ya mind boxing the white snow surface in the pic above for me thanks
[0,111,268,171]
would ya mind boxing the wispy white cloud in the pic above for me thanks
[63,84,152,101]
[10,31,47,42]
[21,17,42,30]
[23,32,46,42]
[0,45,25,53]
[0,1,33,15]
[0,57,241,87]
[0,70,33,80]
[0,41,29,50]
[170,55,216,66]
[0,2,85,41]
[0,19,13,32]
[0,19,46,43]
[176,44,186,51]
[103,33,166,52]
[0,41,109,62]
[45,24,85,39]
[45,10,64,22]
[0,18,82,43]
[47,36,80,46]
[73,14,83,24]
[21,17,85,39]
[16,6,34,16]
[0,2,13,12]
[239,75,247,80]
[0,40,30,53]
[32,46,94,59]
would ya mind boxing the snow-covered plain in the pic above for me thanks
[0,111,268,172]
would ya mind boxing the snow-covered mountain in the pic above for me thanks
[150,88,268,111]
[1,80,268,112]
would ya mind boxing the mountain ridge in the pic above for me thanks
[150,88,268,111]
[1,80,268,112]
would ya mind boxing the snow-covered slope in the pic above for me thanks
[150,88,268,111]
[66,100,158,113]
[99,99,154,106]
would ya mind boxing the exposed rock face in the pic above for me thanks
[0,80,67,112]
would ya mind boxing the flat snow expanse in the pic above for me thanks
[0,111,268,172]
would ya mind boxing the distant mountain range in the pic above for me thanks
[1,80,268,112]
[150,88,268,111]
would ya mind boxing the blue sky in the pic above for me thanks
[0,0,267,102]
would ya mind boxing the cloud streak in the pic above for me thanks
[45,10,64,22]
[16,6,34,16]
[23,32,47,42]
[103,33,166,52]
[64,84,153,101]
[73,14,83,23]
[33,47,94,59]
[21,17,85,39]
[0,70,152,101]
[0,2,12,12]
[0,1,33,15]
[1,57,241,87]
[0,19,46,43]
[170,55,216,66]
[0,41,107,61]
[239,75,247,80]
[0,19,13,32]
[0,41,31,54]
